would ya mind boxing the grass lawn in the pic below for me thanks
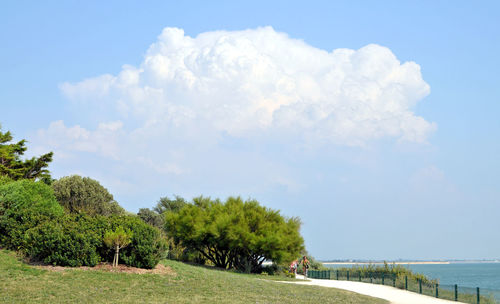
[0,250,388,303]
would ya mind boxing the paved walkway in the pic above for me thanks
[278,275,465,304]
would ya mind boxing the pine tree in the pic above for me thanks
[0,124,53,183]
[104,226,133,267]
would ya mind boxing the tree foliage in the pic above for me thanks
[138,203,203,263]
[0,175,13,186]
[24,214,103,267]
[52,175,126,216]
[137,208,164,229]
[0,125,53,183]
[23,214,166,268]
[104,226,133,267]
[165,196,304,273]
[153,195,187,214]
[105,216,167,269]
[0,179,64,249]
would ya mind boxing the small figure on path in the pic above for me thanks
[289,259,298,276]
[302,256,310,278]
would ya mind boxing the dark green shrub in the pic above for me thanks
[52,175,126,216]
[0,180,63,249]
[261,263,279,275]
[24,215,102,266]
[23,213,166,269]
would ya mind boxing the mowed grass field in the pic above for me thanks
[0,250,388,304]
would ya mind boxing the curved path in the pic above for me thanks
[279,275,465,304]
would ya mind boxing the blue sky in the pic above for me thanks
[1,1,499,260]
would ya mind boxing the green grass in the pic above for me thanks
[0,250,388,303]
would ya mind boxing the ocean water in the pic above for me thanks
[405,263,500,291]
[325,263,500,299]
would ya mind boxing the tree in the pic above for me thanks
[153,195,187,214]
[104,226,133,267]
[165,196,304,273]
[105,216,167,269]
[137,208,164,229]
[52,175,126,216]
[0,124,53,183]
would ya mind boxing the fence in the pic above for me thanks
[307,269,498,304]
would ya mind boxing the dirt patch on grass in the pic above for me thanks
[32,262,176,275]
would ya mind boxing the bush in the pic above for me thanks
[22,212,166,269]
[52,175,126,216]
[24,215,102,266]
[261,264,297,277]
[23,214,167,269]
[0,180,63,249]
[261,263,279,275]
[0,179,166,269]
[334,262,437,285]
[284,269,296,278]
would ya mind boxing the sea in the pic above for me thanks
[325,263,500,299]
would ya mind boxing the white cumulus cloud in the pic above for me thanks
[33,26,438,206]
[59,26,435,146]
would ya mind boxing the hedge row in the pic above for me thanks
[0,179,166,268]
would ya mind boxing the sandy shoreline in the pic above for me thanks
[323,261,451,265]
[279,275,464,304]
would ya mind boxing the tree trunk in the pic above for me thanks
[114,245,120,267]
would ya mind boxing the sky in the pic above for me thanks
[1,1,499,260]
